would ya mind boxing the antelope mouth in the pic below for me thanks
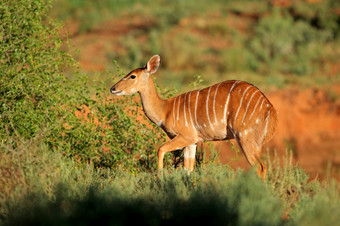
[111,90,123,95]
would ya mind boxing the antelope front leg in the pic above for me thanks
[157,136,194,170]
[184,144,197,172]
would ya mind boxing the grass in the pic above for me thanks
[1,136,339,225]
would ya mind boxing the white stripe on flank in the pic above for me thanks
[234,85,252,122]
[188,92,196,129]
[262,110,270,143]
[194,90,200,129]
[223,81,240,124]
[177,95,181,121]
[173,96,177,127]
[258,98,266,113]
[213,83,222,124]
[183,92,188,127]
[206,86,214,130]
[249,96,263,121]
[241,89,260,124]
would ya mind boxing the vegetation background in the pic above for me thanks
[1,0,340,225]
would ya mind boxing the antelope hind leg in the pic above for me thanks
[234,134,266,180]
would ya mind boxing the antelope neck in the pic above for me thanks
[138,76,167,125]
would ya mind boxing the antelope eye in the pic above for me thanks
[130,75,136,79]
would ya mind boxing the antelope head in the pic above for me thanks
[110,55,160,96]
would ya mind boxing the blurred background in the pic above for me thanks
[49,0,340,179]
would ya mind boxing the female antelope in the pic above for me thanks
[111,55,277,178]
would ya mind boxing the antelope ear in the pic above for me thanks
[145,55,160,74]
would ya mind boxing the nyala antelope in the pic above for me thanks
[110,55,277,178]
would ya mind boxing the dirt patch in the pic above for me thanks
[266,86,340,179]
[64,15,156,71]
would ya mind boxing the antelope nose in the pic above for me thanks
[110,86,116,93]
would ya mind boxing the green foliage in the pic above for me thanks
[249,8,333,75]
[0,0,169,171]
[51,82,166,170]
[51,0,222,32]
[0,0,75,141]
[1,135,340,225]
[266,151,320,219]
[0,138,281,226]
[288,182,340,226]
[1,139,339,226]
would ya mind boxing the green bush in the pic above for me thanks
[1,137,339,226]
[0,0,75,141]
[1,162,283,226]
[288,183,340,226]
[0,0,170,171]
[249,9,334,75]
[48,79,166,170]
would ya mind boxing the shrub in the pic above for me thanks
[1,165,284,226]
[0,0,171,171]
[48,78,167,170]
[1,137,339,226]
[0,0,76,141]
[288,182,340,226]
[249,9,333,75]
